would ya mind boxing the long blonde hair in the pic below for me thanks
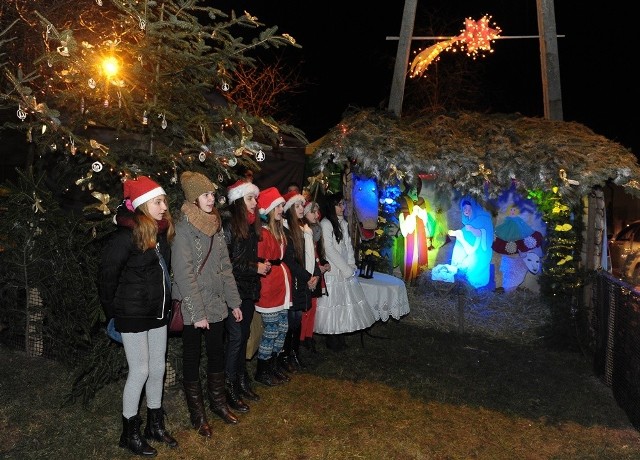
[265,207,286,244]
[133,198,175,251]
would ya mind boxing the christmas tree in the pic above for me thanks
[1,0,305,218]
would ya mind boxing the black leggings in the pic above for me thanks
[182,321,225,381]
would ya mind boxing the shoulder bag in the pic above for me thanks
[170,236,214,333]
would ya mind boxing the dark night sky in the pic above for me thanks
[217,1,637,156]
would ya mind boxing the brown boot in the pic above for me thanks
[183,380,211,437]
[207,372,239,424]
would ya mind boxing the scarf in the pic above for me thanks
[247,211,256,225]
[181,201,219,237]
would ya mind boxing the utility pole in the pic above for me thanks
[387,0,417,118]
[536,0,563,120]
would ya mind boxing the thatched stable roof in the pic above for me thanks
[312,109,640,206]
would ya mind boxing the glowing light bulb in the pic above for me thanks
[102,56,119,78]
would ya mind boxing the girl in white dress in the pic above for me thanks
[314,192,376,351]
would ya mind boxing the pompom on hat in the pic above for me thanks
[303,201,317,216]
[227,179,260,204]
[123,176,166,209]
[283,190,305,212]
[180,171,217,203]
[257,187,285,216]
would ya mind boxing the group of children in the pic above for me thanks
[97,172,376,456]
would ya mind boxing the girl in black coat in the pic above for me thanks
[98,176,177,456]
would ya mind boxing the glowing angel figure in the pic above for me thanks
[410,15,502,78]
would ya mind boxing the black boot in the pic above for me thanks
[290,328,306,370]
[119,414,157,457]
[144,407,178,448]
[272,353,291,382]
[225,377,250,413]
[238,367,260,401]
[207,372,239,424]
[183,380,211,438]
[277,352,297,374]
[254,357,282,387]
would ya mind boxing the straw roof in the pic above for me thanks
[311,108,640,206]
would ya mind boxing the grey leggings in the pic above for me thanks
[121,325,167,418]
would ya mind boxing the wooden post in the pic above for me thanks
[387,0,418,118]
[536,0,563,120]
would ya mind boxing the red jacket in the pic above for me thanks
[255,227,292,312]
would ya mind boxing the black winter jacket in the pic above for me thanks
[97,212,171,333]
[283,227,319,312]
[222,219,261,301]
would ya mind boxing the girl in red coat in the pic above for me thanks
[254,187,293,386]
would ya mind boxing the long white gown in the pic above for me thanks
[314,217,376,334]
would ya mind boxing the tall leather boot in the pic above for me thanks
[207,372,239,424]
[238,366,260,400]
[254,357,282,387]
[119,414,157,457]
[144,407,178,448]
[225,376,249,413]
[290,328,306,371]
[182,380,211,438]
[271,353,291,382]
[279,329,297,373]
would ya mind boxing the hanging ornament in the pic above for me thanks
[88,78,96,89]
[139,17,146,30]
[69,137,76,155]
[91,227,97,238]
[142,110,148,125]
[218,196,226,206]
[199,151,207,162]
[45,24,51,41]
[56,43,69,56]
[168,161,177,184]
[32,192,45,214]
[159,113,167,130]
[216,173,223,183]
[559,169,580,186]
[86,191,111,215]
[89,139,109,153]
[41,124,47,134]
[103,96,109,108]
[50,143,57,151]
[17,106,26,121]
[221,81,230,92]
[92,161,103,172]
[255,150,265,162]
[96,0,103,5]
[227,157,237,167]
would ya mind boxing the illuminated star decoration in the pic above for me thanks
[410,15,502,78]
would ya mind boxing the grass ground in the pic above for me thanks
[1,316,640,459]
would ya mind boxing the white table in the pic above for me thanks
[358,272,410,322]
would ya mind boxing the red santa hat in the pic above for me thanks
[303,201,318,216]
[283,190,305,213]
[123,176,166,209]
[257,187,285,216]
[227,179,260,204]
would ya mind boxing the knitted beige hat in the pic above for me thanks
[180,171,218,203]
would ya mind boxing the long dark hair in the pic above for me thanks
[227,197,261,241]
[320,192,344,244]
